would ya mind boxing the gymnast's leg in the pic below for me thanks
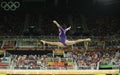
[41,38,91,47]
[41,40,65,47]
[65,38,91,46]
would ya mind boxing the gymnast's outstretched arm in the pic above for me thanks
[65,26,71,31]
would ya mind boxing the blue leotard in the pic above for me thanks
[58,25,67,46]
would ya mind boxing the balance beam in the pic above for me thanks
[0,70,119,74]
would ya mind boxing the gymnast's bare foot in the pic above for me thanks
[40,40,46,45]
[86,38,91,42]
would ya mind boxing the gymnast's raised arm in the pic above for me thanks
[53,20,60,27]
[53,20,64,31]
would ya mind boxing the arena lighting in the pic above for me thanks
[29,25,35,28]
[77,26,81,28]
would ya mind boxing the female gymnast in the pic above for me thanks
[41,20,91,47]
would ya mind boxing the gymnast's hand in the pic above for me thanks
[68,26,71,30]
[53,20,57,23]
[53,20,60,27]
[66,26,71,31]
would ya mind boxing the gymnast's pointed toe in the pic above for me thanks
[86,38,91,42]
[40,40,45,45]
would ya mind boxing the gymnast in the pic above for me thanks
[41,20,91,47]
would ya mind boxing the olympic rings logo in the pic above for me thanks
[1,1,20,11]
